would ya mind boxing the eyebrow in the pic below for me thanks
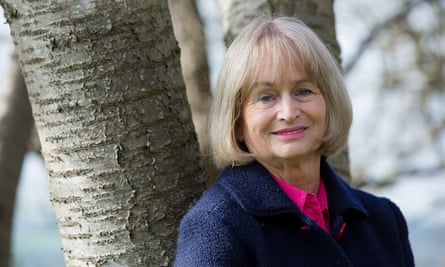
[251,78,312,89]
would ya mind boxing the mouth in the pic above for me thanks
[272,126,308,135]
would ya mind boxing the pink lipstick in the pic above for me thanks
[273,126,307,140]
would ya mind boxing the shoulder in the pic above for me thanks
[175,178,252,266]
[349,187,414,265]
[352,187,400,213]
[180,181,240,226]
[179,162,273,231]
[350,187,409,229]
[321,159,409,227]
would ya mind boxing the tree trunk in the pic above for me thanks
[168,0,219,184]
[219,0,351,182]
[0,56,33,267]
[1,1,205,266]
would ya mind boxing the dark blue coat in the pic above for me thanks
[175,160,414,266]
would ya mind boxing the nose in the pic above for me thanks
[277,94,300,121]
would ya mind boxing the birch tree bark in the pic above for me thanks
[220,0,352,182]
[0,57,33,266]
[0,1,205,266]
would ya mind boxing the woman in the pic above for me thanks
[175,16,414,266]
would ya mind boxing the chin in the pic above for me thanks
[277,148,320,160]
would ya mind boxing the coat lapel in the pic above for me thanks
[320,160,368,219]
[217,160,368,222]
[218,161,299,216]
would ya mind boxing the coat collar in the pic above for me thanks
[217,159,368,220]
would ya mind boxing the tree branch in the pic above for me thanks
[343,0,429,76]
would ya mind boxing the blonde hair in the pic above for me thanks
[209,16,353,168]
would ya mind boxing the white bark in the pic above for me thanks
[0,1,205,266]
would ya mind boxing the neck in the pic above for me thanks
[260,155,321,193]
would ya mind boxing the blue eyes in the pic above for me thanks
[296,88,313,97]
[255,88,315,104]
[257,92,278,102]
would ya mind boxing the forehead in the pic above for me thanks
[259,60,304,82]
[246,51,307,90]
[245,32,309,82]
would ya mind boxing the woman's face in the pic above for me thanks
[238,64,326,165]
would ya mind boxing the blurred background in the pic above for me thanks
[1,0,444,266]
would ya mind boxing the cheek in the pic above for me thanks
[240,106,254,135]
[237,108,255,142]
[317,105,327,135]
[314,99,327,123]
[242,112,265,138]
[240,112,260,143]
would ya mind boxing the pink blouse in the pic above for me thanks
[272,175,330,233]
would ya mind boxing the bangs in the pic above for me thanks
[240,27,315,102]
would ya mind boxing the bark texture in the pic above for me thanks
[0,57,33,267]
[219,0,351,182]
[168,0,219,184]
[1,1,205,266]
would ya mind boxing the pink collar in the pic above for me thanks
[272,175,330,233]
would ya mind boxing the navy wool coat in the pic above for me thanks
[175,160,414,267]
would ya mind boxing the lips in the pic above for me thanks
[273,126,308,135]
[271,126,308,140]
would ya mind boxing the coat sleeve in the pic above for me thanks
[388,201,415,267]
[174,207,250,267]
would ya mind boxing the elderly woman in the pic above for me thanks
[175,16,414,266]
